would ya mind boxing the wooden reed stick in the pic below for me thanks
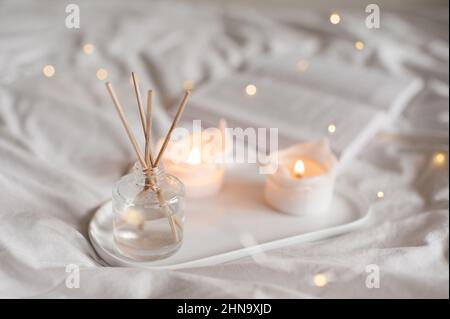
[155,186,180,238]
[131,72,147,137]
[105,82,147,169]
[145,89,154,167]
[142,90,182,233]
[139,167,181,242]
[154,90,191,166]
[141,90,181,236]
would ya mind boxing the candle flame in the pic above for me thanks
[293,160,305,178]
[187,147,201,165]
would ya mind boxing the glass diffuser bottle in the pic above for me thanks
[105,73,191,262]
[112,163,185,261]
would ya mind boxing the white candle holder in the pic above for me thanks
[161,120,231,198]
[264,139,338,217]
[163,160,225,198]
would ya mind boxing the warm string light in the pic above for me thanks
[245,84,257,96]
[328,123,336,134]
[313,273,328,287]
[355,41,365,50]
[377,191,385,199]
[96,68,108,80]
[42,65,55,77]
[83,43,95,55]
[329,13,341,24]
[433,152,446,166]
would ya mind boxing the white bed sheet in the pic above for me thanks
[0,0,448,298]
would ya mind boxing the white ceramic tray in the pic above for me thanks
[89,162,372,269]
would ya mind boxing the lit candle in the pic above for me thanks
[264,139,338,216]
[293,160,305,178]
[162,121,229,198]
[187,146,201,165]
[291,158,326,179]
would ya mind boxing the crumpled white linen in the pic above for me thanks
[0,0,448,298]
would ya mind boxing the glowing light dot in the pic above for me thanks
[96,68,108,81]
[245,84,257,96]
[313,274,328,287]
[297,59,309,71]
[377,191,385,199]
[328,124,336,134]
[42,65,55,77]
[355,41,365,50]
[330,13,341,24]
[433,152,446,166]
[183,80,194,90]
[83,43,95,55]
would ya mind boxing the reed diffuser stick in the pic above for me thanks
[131,72,148,137]
[145,90,154,167]
[141,89,182,232]
[105,82,147,168]
[154,90,191,166]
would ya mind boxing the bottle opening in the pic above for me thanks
[133,162,165,186]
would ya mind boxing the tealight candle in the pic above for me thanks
[162,121,229,198]
[264,139,338,216]
[291,158,326,179]
[164,145,225,198]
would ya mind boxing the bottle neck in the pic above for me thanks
[133,162,165,187]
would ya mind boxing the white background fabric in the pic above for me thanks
[0,0,448,298]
